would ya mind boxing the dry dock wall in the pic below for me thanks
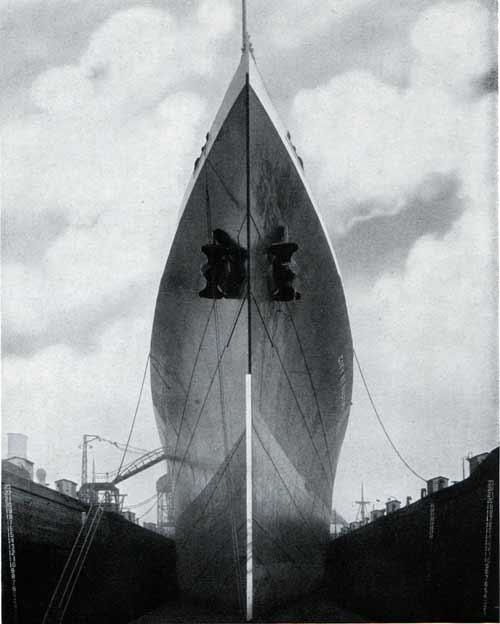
[2,465,177,624]
[325,448,498,622]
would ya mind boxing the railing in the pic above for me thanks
[113,448,167,485]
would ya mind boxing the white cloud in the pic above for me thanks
[410,0,494,92]
[31,65,94,112]
[290,1,494,229]
[196,0,235,38]
[256,0,374,50]
[28,4,235,117]
[2,312,165,514]
[2,89,206,340]
[2,3,225,343]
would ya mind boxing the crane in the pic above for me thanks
[80,434,150,485]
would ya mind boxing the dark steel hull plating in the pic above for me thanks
[151,53,353,618]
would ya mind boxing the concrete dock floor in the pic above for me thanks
[129,588,367,623]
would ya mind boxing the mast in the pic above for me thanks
[242,0,248,52]
[242,0,253,56]
[355,482,371,523]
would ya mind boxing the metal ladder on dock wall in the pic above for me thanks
[42,504,104,624]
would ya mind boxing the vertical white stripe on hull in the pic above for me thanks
[245,373,253,621]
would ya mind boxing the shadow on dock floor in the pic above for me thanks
[129,588,367,623]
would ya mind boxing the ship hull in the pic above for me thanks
[151,53,353,618]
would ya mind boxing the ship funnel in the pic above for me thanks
[36,468,47,484]
[7,433,28,459]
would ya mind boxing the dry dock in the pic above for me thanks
[3,448,498,623]
[130,588,366,623]
[2,461,177,624]
[326,447,499,622]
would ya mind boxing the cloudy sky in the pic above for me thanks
[2,0,497,523]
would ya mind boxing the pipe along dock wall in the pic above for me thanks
[326,448,498,622]
[2,465,177,623]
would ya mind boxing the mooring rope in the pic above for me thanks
[137,493,161,521]
[116,354,151,478]
[353,349,427,482]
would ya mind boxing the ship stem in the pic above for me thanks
[245,55,253,621]
[245,373,253,621]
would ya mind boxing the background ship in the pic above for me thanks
[150,16,353,620]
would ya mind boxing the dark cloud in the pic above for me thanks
[479,67,498,94]
[2,281,152,358]
[332,173,464,280]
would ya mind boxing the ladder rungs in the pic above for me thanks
[42,505,104,624]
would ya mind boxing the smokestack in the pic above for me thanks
[36,468,47,485]
[7,433,28,459]
[5,433,34,481]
